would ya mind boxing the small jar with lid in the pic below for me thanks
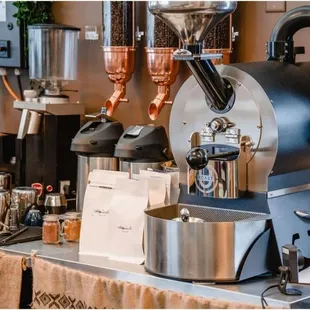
[61,212,81,242]
[42,215,60,244]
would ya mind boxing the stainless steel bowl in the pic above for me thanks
[144,203,271,281]
[44,193,67,215]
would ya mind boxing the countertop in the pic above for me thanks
[2,241,310,308]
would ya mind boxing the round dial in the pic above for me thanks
[210,117,227,133]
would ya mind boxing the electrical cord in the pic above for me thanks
[260,284,278,309]
[2,75,21,101]
[15,68,24,100]
[0,68,21,101]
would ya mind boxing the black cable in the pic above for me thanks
[260,284,278,309]
[16,74,24,101]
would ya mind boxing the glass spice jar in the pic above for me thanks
[61,212,81,242]
[42,215,60,244]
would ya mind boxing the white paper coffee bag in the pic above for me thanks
[108,178,148,264]
[79,170,129,257]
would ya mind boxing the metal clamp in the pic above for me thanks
[135,26,144,41]
[85,112,116,122]
[266,40,295,63]
[225,128,240,144]
[232,26,239,42]
[173,49,223,61]
[278,266,302,296]
[201,126,214,143]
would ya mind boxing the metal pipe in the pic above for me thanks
[105,83,126,117]
[270,6,310,42]
[148,85,171,121]
[186,59,230,111]
[183,44,233,111]
[2,76,20,101]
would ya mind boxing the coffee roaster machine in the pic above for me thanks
[144,2,310,283]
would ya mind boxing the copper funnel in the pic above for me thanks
[146,48,180,120]
[103,46,136,116]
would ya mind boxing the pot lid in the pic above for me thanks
[71,119,124,156]
[28,24,80,31]
[114,125,173,162]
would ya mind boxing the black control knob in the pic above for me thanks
[186,147,208,170]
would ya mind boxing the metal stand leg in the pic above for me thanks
[278,266,302,296]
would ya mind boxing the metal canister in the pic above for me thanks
[115,125,173,176]
[28,24,80,81]
[11,187,37,223]
[0,189,10,230]
[0,172,11,191]
[71,118,124,212]
[77,155,118,211]
[9,204,19,231]
[119,161,163,175]
[44,193,67,215]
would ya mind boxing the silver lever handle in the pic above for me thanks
[294,210,310,219]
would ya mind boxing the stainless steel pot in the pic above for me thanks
[44,193,67,215]
[77,155,118,212]
[0,172,11,191]
[28,24,80,81]
[11,187,37,223]
[144,204,271,282]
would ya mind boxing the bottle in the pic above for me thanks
[42,215,60,244]
[61,212,82,242]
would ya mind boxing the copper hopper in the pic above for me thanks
[146,9,180,120]
[146,48,179,120]
[102,1,136,116]
[148,1,237,113]
[103,47,135,116]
